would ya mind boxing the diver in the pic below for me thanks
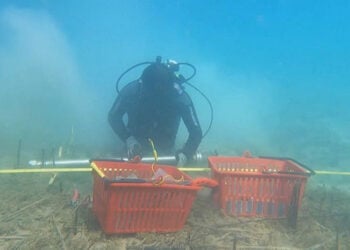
[108,57,203,166]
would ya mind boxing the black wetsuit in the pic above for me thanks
[108,80,202,159]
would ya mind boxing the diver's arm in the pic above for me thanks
[108,96,131,142]
[180,100,202,159]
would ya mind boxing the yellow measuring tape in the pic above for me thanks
[0,168,92,174]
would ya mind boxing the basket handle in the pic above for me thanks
[191,177,218,188]
[258,156,315,176]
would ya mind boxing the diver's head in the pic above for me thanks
[141,63,175,94]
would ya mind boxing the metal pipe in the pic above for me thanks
[29,159,90,167]
[28,152,212,167]
[28,156,178,167]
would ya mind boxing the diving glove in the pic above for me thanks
[176,152,188,167]
[126,136,142,160]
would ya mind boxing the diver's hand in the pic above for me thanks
[176,152,188,167]
[126,136,142,160]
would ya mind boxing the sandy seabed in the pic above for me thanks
[0,161,349,250]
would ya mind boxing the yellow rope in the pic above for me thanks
[148,138,162,185]
[148,138,158,175]
[148,138,158,162]
[147,138,184,185]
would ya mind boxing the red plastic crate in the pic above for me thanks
[91,160,202,234]
[209,155,313,218]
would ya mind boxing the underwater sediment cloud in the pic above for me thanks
[0,7,93,154]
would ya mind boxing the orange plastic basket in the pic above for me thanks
[209,155,313,218]
[91,160,202,234]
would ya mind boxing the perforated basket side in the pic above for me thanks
[91,161,201,234]
[208,156,309,218]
